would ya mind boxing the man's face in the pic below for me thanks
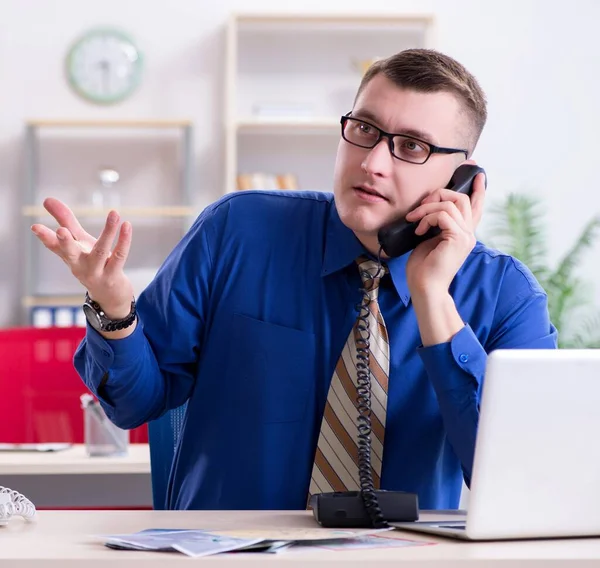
[333,74,471,252]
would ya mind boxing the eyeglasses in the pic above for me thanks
[340,113,468,165]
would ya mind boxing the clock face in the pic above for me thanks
[66,28,143,105]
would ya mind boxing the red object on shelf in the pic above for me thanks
[0,326,148,443]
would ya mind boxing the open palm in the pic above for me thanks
[31,197,135,317]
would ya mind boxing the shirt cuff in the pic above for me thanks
[84,317,147,375]
[417,324,487,393]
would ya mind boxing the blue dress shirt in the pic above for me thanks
[74,190,557,510]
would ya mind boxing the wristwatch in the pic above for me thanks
[82,292,137,333]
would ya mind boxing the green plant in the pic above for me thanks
[484,193,600,348]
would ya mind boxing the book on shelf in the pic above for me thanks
[252,102,314,118]
[237,173,298,191]
[30,305,86,328]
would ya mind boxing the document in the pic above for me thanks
[99,526,429,557]
[102,529,265,557]
[281,533,433,553]
[0,443,72,452]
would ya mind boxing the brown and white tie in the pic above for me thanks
[309,256,389,498]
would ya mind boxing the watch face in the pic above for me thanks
[82,303,103,332]
[65,27,143,105]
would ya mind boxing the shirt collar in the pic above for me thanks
[322,200,412,307]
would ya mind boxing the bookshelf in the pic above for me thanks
[22,206,195,218]
[21,119,195,325]
[224,12,435,193]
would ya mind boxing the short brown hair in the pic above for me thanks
[355,48,487,153]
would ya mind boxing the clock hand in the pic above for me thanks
[98,60,109,95]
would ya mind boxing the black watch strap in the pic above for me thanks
[83,292,137,332]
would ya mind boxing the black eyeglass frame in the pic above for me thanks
[340,113,468,164]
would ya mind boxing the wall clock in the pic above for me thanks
[65,27,143,105]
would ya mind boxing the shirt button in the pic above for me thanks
[102,350,110,357]
[459,353,469,363]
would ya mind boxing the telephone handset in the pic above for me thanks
[378,164,487,258]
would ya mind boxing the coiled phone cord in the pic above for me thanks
[354,248,388,529]
[0,486,36,522]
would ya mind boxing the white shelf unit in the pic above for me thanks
[224,12,435,194]
[21,119,195,325]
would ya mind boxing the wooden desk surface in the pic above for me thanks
[3,509,600,567]
[0,443,150,475]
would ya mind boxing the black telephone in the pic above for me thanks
[311,164,487,529]
[378,164,487,258]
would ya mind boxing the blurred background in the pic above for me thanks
[1,0,599,329]
[1,0,599,507]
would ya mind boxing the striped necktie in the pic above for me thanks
[309,256,389,498]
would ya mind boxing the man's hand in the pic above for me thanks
[31,198,135,323]
[404,169,486,345]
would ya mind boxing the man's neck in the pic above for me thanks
[354,232,389,261]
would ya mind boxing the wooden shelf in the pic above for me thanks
[21,118,195,325]
[234,12,434,28]
[225,11,434,193]
[26,119,192,129]
[22,206,196,218]
[236,116,340,133]
[22,295,83,307]
[0,443,150,475]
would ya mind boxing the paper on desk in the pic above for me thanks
[211,526,393,541]
[99,526,397,557]
[280,532,435,553]
[0,443,72,452]
[101,528,265,557]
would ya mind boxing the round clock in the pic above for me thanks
[65,27,143,105]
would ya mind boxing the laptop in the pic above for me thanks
[392,348,600,541]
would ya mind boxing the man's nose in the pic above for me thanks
[362,138,394,177]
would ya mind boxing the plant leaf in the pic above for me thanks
[549,216,600,292]
[485,194,600,349]
[546,277,592,333]
[485,194,549,283]
[561,310,600,348]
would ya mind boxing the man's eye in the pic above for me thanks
[358,123,372,134]
[400,139,427,153]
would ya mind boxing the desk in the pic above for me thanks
[0,444,151,508]
[3,510,600,567]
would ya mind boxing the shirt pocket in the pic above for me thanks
[226,313,315,424]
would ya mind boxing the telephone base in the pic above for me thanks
[310,490,419,528]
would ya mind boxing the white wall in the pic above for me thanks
[1,0,599,326]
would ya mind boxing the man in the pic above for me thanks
[32,48,557,512]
